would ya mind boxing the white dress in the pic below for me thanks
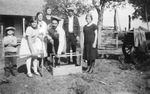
[36,21,48,57]
[19,26,44,58]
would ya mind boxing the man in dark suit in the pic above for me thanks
[63,7,80,65]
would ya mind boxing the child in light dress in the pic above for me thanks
[19,17,41,77]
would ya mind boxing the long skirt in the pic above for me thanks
[83,43,97,60]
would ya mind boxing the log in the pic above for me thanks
[3,53,42,58]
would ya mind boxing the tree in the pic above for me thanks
[128,0,150,22]
[128,0,150,30]
[44,0,94,17]
[92,0,126,48]
[44,0,126,48]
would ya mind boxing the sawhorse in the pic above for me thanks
[50,53,82,76]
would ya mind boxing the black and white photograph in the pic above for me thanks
[0,0,150,94]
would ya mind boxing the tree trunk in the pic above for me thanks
[96,5,105,49]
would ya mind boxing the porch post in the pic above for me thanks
[1,25,4,57]
[22,17,25,36]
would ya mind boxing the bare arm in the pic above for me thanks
[25,27,35,54]
[93,29,98,48]
[26,36,34,54]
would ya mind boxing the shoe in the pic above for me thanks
[4,67,10,77]
[34,72,40,76]
[46,66,51,72]
[0,79,10,85]
[27,73,33,78]
[11,69,18,76]
[11,65,18,76]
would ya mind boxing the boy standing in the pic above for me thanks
[1,27,18,84]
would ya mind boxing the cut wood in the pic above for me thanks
[3,53,42,58]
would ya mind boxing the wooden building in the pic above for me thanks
[0,0,46,39]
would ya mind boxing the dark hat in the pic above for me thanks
[51,16,61,22]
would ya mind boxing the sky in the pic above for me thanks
[79,3,150,31]
[103,3,149,30]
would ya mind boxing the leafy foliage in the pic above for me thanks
[44,0,126,18]
[44,0,94,17]
[128,0,150,22]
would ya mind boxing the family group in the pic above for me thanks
[1,6,98,83]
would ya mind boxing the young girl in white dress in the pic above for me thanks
[19,17,41,77]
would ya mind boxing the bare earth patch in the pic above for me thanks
[0,57,149,94]
[0,25,149,94]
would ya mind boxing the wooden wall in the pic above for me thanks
[14,17,23,39]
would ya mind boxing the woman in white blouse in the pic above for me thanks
[35,12,48,58]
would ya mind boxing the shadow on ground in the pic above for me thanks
[17,64,27,74]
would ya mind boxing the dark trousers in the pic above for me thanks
[66,33,77,64]
[53,38,59,54]
[5,52,17,68]
[4,52,17,77]
[53,38,59,65]
[44,42,53,66]
[45,38,59,66]
[47,39,59,55]
[47,42,53,57]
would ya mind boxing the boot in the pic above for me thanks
[4,67,10,77]
[0,79,10,84]
[11,65,18,76]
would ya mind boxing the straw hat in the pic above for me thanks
[67,6,74,12]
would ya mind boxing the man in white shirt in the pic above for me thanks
[63,7,80,65]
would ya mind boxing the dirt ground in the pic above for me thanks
[0,57,150,94]
[0,49,150,94]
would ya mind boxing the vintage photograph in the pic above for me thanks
[0,0,150,94]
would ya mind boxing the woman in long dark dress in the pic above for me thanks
[83,14,98,73]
